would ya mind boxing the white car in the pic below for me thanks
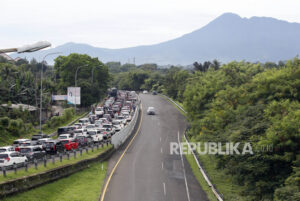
[102,123,116,135]
[147,107,155,115]
[13,139,31,148]
[114,115,127,125]
[37,138,52,146]
[74,128,87,136]
[143,90,148,94]
[0,146,15,153]
[58,134,73,140]
[78,118,90,126]
[86,124,96,131]
[0,152,27,169]
[74,123,83,129]
[87,130,103,143]
[95,107,104,117]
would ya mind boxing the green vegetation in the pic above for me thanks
[0,54,110,145]
[182,59,300,200]
[54,54,110,107]
[3,162,108,201]
[112,58,300,200]
[0,144,112,183]
[182,135,217,201]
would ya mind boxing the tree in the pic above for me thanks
[54,53,110,107]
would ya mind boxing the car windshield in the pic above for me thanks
[20,148,31,153]
[59,136,67,139]
[61,140,69,145]
[0,149,7,153]
[0,154,8,158]
[102,125,111,128]
[45,142,55,146]
[88,131,96,135]
[86,125,94,129]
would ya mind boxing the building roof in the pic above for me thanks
[1,103,38,112]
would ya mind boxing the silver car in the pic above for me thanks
[147,107,155,115]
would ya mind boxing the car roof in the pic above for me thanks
[19,146,39,148]
[0,146,13,149]
[59,134,71,136]
[14,139,30,142]
[0,151,18,154]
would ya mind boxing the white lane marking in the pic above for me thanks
[163,182,166,196]
[161,162,164,170]
[161,147,163,154]
[178,131,191,201]
[160,137,162,142]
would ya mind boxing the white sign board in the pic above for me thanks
[52,95,67,101]
[67,87,80,105]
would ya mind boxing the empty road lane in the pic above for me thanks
[103,94,208,201]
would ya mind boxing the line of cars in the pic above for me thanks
[0,90,137,170]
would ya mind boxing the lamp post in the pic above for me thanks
[91,65,102,84]
[75,64,89,114]
[0,41,51,53]
[39,52,62,133]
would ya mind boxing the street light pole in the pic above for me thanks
[91,65,102,84]
[75,64,88,114]
[39,52,61,133]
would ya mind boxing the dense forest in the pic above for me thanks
[109,59,300,200]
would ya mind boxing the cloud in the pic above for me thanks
[1,0,300,49]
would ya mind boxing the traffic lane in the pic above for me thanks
[158,96,208,201]
[104,94,208,201]
[104,94,165,201]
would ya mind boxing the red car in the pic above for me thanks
[60,139,78,151]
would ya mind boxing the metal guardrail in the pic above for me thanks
[111,98,140,149]
[162,94,224,201]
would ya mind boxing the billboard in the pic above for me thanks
[51,95,67,101]
[67,87,80,105]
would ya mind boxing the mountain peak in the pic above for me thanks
[11,14,300,65]
[218,12,241,19]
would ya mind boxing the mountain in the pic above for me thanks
[12,13,300,65]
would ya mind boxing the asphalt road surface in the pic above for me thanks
[103,94,208,201]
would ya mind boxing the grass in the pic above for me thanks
[0,112,88,147]
[3,161,108,201]
[41,112,88,135]
[159,94,187,117]
[189,137,246,201]
[0,144,112,183]
[182,135,217,201]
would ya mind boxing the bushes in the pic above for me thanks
[0,117,34,143]
[44,108,75,129]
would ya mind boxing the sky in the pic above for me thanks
[1,0,300,49]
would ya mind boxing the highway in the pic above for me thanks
[103,93,208,201]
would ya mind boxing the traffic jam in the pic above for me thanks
[0,90,137,170]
